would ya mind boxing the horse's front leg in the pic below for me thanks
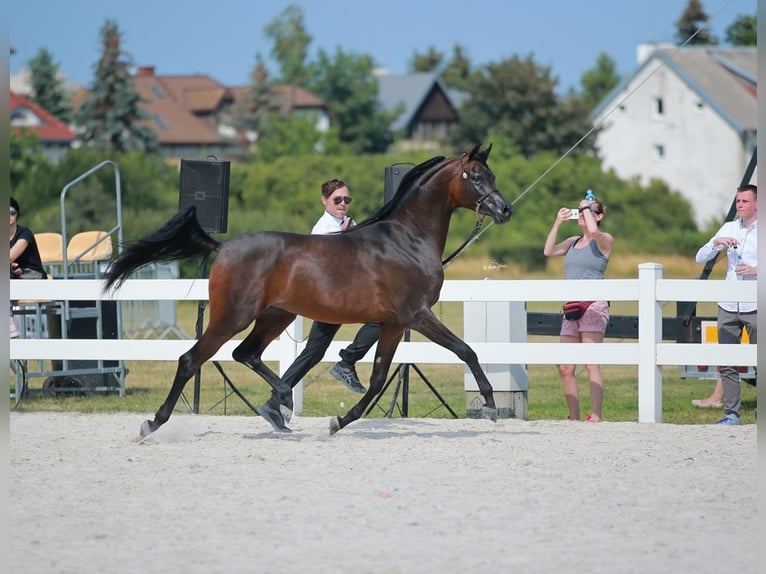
[330,325,404,435]
[411,308,497,422]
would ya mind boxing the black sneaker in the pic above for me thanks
[330,362,366,394]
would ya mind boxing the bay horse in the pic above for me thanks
[103,144,512,437]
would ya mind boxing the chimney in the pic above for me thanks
[137,66,155,77]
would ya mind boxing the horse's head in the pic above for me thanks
[454,144,512,224]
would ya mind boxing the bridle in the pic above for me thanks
[443,155,495,267]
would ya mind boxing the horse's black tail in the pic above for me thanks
[103,207,220,291]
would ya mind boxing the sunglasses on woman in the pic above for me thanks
[332,196,352,205]
[10,208,18,216]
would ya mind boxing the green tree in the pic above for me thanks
[725,14,757,45]
[441,44,473,92]
[228,54,283,147]
[408,43,472,91]
[75,19,158,154]
[28,48,71,123]
[253,115,348,161]
[452,55,596,158]
[264,3,312,86]
[675,0,718,45]
[409,46,443,73]
[309,47,397,154]
[10,128,48,191]
[580,52,620,110]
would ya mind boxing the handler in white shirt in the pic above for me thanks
[694,184,757,425]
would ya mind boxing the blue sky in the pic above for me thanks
[9,0,756,93]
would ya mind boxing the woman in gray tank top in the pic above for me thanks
[543,195,613,422]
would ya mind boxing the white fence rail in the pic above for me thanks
[10,263,757,422]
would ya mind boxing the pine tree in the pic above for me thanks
[75,19,158,153]
[28,48,71,123]
[232,55,283,144]
[675,0,718,45]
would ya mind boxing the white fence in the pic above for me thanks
[10,263,757,423]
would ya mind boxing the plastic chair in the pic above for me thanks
[35,233,65,263]
[66,231,113,262]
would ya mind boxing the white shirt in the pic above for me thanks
[695,218,757,313]
[311,211,353,236]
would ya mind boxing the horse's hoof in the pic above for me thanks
[139,420,155,438]
[482,406,497,422]
[279,404,293,423]
[256,402,292,433]
[329,416,342,436]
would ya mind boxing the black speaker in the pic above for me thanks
[383,164,413,204]
[179,158,231,233]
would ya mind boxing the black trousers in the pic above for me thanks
[281,321,380,389]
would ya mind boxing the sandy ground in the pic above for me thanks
[9,412,757,574]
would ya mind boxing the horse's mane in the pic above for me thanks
[354,155,447,230]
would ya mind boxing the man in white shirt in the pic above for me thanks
[694,184,757,425]
[257,178,380,431]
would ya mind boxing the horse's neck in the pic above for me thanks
[398,183,454,249]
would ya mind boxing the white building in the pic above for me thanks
[591,44,756,229]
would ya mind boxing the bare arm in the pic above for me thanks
[543,208,578,257]
[10,238,29,264]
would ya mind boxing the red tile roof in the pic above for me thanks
[10,90,74,142]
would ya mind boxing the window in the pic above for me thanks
[654,97,664,116]
[150,83,165,99]
[153,114,169,130]
[654,144,665,159]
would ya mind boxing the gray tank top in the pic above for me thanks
[563,236,608,280]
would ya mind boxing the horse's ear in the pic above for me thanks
[468,143,481,159]
[472,143,492,164]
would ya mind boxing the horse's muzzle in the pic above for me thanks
[483,193,513,224]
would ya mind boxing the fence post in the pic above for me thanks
[464,297,528,418]
[638,263,663,422]
[282,316,303,415]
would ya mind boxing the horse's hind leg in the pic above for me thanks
[231,307,297,431]
[330,325,404,435]
[140,325,238,437]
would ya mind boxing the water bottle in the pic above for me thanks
[736,253,743,280]
[585,189,595,201]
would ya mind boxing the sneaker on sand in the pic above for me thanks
[10,316,19,339]
[716,413,741,426]
[330,362,366,394]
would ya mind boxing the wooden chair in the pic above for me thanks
[34,232,65,264]
[66,230,113,263]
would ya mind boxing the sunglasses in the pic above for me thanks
[332,196,352,205]
[10,208,17,216]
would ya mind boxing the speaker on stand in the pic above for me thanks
[178,157,256,415]
[179,158,230,234]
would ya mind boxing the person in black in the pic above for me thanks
[10,197,47,338]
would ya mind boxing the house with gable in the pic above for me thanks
[376,71,464,150]
[590,44,756,229]
[10,90,75,163]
